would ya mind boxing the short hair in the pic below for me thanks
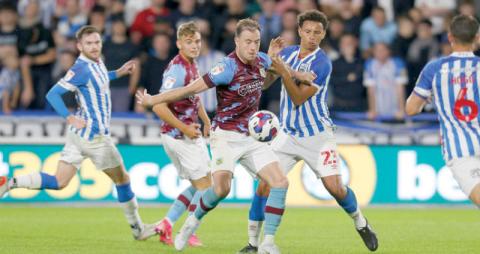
[235,18,261,37]
[177,21,199,39]
[297,10,329,30]
[450,14,479,44]
[75,25,101,41]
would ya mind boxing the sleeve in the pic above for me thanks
[57,63,88,91]
[310,55,332,86]
[108,71,117,81]
[363,60,375,87]
[394,58,408,86]
[46,84,71,118]
[413,60,438,99]
[202,57,236,88]
[258,52,272,70]
[160,64,187,92]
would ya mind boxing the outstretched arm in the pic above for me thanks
[136,77,210,108]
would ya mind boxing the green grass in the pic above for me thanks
[0,206,479,253]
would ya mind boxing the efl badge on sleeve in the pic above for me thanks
[163,76,177,89]
[211,64,225,75]
[64,70,75,81]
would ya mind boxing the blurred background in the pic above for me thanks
[0,0,478,206]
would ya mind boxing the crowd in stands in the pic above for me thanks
[0,0,479,121]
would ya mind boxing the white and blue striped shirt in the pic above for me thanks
[414,52,480,162]
[58,54,113,140]
[278,45,334,137]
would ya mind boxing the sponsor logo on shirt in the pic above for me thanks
[238,80,263,96]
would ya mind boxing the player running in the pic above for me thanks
[238,10,378,253]
[406,14,480,207]
[0,26,156,241]
[151,21,211,247]
[137,19,290,254]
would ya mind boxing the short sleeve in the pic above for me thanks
[310,54,332,86]
[258,52,272,70]
[363,60,375,87]
[57,63,88,91]
[393,58,408,86]
[160,64,187,92]
[414,60,438,99]
[202,57,236,88]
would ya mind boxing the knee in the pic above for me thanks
[257,181,271,196]
[214,184,231,199]
[271,176,289,189]
[470,191,480,206]
[327,184,347,200]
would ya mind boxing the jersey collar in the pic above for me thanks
[79,54,101,64]
[450,52,475,58]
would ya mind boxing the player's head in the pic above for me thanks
[176,21,201,60]
[234,18,261,63]
[76,25,102,61]
[297,10,328,51]
[448,14,479,47]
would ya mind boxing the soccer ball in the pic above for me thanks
[248,110,280,142]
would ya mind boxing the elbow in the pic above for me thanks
[292,98,307,107]
[405,105,419,116]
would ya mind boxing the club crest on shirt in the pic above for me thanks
[65,70,75,81]
[299,63,311,72]
[163,76,176,89]
[259,68,266,78]
[211,64,225,75]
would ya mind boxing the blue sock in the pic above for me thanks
[116,182,135,202]
[189,189,205,215]
[40,173,59,190]
[264,188,287,236]
[166,185,196,223]
[336,187,358,214]
[194,187,223,220]
[249,193,268,221]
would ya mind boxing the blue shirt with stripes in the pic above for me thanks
[278,45,334,137]
[58,54,115,140]
[414,52,480,162]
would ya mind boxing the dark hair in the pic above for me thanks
[297,10,329,30]
[235,18,261,37]
[419,18,433,27]
[449,14,480,44]
[0,3,17,13]
[91,5,106,14]
[75,25,101,40]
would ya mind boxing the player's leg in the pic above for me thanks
[449,156,480,207]
[469,184,480,207]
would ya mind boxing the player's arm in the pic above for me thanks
[405,92,427,116]
[109,59,137,81]
[46,85,85,129]
[197,99,211,137]
[271,56,318,106]
[152,103,201,139]
[405,60,436,116]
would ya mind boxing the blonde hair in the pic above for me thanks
[177,21,199,39]
[235,18,260,37]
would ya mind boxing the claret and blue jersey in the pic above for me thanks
[414,52,480,162]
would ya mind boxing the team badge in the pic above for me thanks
[65,70,75,81]
[211,64,225,75]
[259,68,266,78]
[163,76,176,89]
[216,158,223,165]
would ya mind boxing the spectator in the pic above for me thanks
[56,0,87,40]
[296,0,318,14]
[338,0,363,35]
[197,35,225,118]
[320,0,363,17]
[408,7,424,25]
[415,0,456,34]
[406,19,439,94]
[88,5,110,39]
[360,6,397,57]
[138,32,172,112]
[258,0,281,53]
[212,0,248,50]
[391,15,416,59]
[0,3,21,57]
[130,0,170,45]
[281,9,298,34]
[0,48,20,114]
[331,34,366,112]
[103,17,141,112]
[19,0,56,110]
[124,0,151,26]
[458,0,476,17]
[324,16,345,54]
[280,29,298,46]
[18,0,56,29]
[170,0,200,29]
[364,43,407,120]
[53,49,77,109]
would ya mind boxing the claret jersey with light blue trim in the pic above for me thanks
[414,52,480,162]
[278,45,334,137]
[57,54,112,140]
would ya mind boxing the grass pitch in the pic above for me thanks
[0,206,478,254]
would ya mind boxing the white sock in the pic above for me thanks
[10,173,42,189]
[350,208,367,229]
[248,220,263,247]
[263,234,275,244]
[121,197,143,228]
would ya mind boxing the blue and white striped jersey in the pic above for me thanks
[414,52,480,162]
[58,54,114,140]
[278,45,334,137]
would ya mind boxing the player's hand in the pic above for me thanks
[182,123,202,139]
[117,60,137,77]
[270,56,289,76]
[203,122,211,137]
[294,71,317,85]
[135,89,153,108]
[268,36,285,58]
[67,115,87,129]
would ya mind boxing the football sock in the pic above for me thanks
[194,187,222,220]
[189,189,205,216]
[336,187,367,229]
[116,183,142,228]
[9,172,57,190]
[264,188,287,237]
[166,185,196,224]
[248,193,268,246]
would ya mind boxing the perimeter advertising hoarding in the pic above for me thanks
[0,145,469,205]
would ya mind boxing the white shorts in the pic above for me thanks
[161,134,210,180]
[271,127,340,178]
[210,128,278,175]
[447,156,480,196]
[60,131,123,171]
